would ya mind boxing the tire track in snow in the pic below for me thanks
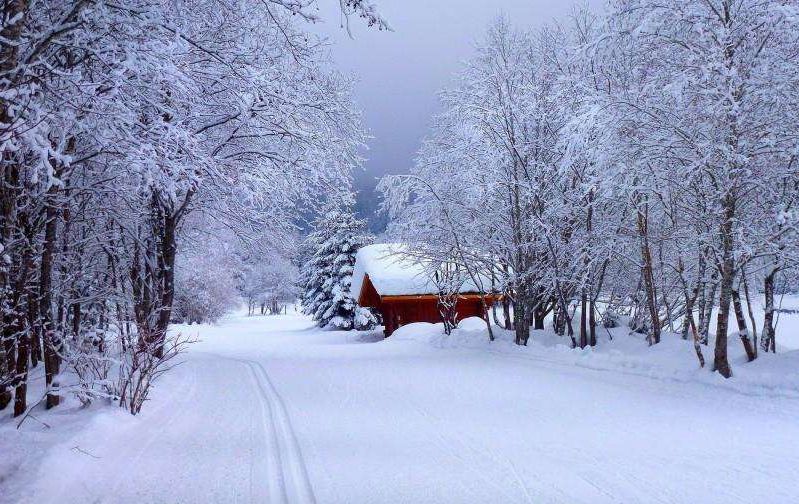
[239,358,316,504]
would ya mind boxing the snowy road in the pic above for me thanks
[12,312,799,504]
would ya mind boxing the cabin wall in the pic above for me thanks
[357,275,382,308]
[381,298,489,337]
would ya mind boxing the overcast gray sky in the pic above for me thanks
[310,0,599,229]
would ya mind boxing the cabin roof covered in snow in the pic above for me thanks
[351,244,484,298]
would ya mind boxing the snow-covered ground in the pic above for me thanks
[3,307,799,503]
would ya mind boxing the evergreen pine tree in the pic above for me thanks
[297,230,326,314]
[300,194,377,330]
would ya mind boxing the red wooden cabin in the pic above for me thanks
[352,244,498,337]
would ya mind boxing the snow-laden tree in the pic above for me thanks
[301,194,376,330]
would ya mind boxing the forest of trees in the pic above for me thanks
[3,0,796,425]
[0,0,386,417]
[381,0,799,378]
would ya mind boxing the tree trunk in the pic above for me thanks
[700,275,718,346]
[28,299,40,369]
[714,20,741,378]
[681,285,698,340]
[28,287,41,369]
[0,319,15,410]
[637,200,661,345]
[11,242,33,418]
[154,212,177,353]
[584,190,595,348]
[761,268,777,353]
[71,303,81,337]
[564,309,577,349]
[491,302,502,329]
[11,209,35,416]
[513,294,530,346]
[479,294,494,342]
[680,254,703,341]
[553,302,566,336]
[533,303,546,330]
[0,0,28,414]
[696,281,706,342]
[688,314,705,368]
[40,196,61,408]
[579,290,588,349]
[731,288,755,362]
[713,195,735,378]
[13,319,29,417]
[502,296,512,330]
[714,283,733,378]
[0,168,20,411]
[742,271,758,358]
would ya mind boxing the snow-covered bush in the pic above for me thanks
[114,332,195,415]
[174,246,239,325]
[601,312,620,329]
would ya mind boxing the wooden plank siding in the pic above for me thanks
[356,274,498,337]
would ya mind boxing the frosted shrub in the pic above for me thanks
[174,250,238,324]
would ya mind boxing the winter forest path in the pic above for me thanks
[17,357,304,503]
[10,311,799,504]
[15,313,320,504]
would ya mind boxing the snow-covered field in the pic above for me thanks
[3,308,799,503]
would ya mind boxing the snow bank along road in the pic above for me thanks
[9,312,799,504]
